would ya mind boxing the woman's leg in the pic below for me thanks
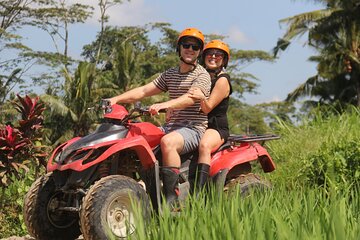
[195,129,224,192]
[198,129,224,164]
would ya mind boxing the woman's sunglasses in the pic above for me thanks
[205,50,224,58]
[181,43,201,51]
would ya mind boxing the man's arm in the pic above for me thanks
[148,91,196,114]
[166,92,197,109]
[108,82,162,105]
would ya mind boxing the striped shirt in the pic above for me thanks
[153,64,211,133]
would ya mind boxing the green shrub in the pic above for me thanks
[304,138,360,188]
[269,106,360,189]
[0,169,36,238]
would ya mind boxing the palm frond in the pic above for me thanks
[286,75,322,102]
[40,94,78,121]
[280,9,334,41]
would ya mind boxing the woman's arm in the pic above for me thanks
[189,76,230,114]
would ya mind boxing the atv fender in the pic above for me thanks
[255,144,276,173]
[209,142,275,176]
[47,135,157,172]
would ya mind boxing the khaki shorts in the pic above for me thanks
[160,125,203,154]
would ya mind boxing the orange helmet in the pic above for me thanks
[177,28,205,49]
[203,40,230,68]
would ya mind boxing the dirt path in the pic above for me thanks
[1,235,83,240]
[1,236,34,240]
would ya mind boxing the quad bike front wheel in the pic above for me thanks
[23,173,81,240]
[224,173,271,197]
[80,175,150,240]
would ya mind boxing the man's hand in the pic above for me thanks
[148,103,168,115]
[105,97,119,105]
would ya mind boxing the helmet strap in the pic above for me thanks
[206,67,222,77]
[180,57,197,68]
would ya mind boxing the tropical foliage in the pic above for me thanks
[274,0,360,108]
[0,95,47,191]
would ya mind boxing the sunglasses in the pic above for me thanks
[205,50,224,58]
[181,43,201,51]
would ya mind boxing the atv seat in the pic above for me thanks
[211,142,232,154]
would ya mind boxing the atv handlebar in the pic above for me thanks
[100,99,166,123]
[100,99,112,114]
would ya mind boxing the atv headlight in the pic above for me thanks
[66,149,93,164]
[54,151,62,163]
[65,148,106,165]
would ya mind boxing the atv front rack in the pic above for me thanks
[228,134,280,144]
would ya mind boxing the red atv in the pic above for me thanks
[23,101,279,240]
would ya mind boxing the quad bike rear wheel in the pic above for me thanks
[80,175,150,240]
[23,173,81,240]
[224,173,271,197]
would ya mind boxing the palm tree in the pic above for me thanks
[274,0,360,107]
[41,62,99,145]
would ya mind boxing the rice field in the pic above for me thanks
[131,108,360,240]
[129,184,359,240]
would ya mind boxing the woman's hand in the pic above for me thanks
[188,87,205,101]
[165,108,173,122]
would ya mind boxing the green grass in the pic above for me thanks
[132,184,360,240]
[1,107,359,239]
[131,107,360,240]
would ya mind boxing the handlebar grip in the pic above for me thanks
[100,99,112,113]
[100,99,111,107]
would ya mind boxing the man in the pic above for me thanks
[108,28,211,205]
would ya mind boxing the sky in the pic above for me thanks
[21,0,324,105]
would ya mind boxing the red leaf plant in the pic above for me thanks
[0,95,47,188]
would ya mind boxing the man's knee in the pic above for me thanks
[161,133,182,150]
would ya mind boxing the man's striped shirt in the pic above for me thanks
[153,64,211,133]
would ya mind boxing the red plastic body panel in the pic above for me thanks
[47,103,165,172]
[209,142,276,176]
[47,137,81,166]
[104,104,128,120]
[47,135,159,172]
[127,122,165,148]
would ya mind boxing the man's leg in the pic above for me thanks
[160,131,184,168]
[160,128,202,205]
[160,131,184,205]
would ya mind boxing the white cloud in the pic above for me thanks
[226,26,252,45]
[70,0,161,27]
[270,96,281,102]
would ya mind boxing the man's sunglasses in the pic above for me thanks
[181,43,201,51]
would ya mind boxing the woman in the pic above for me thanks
[189,39,232,191]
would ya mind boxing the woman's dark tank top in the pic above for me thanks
[207,73,232,140]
